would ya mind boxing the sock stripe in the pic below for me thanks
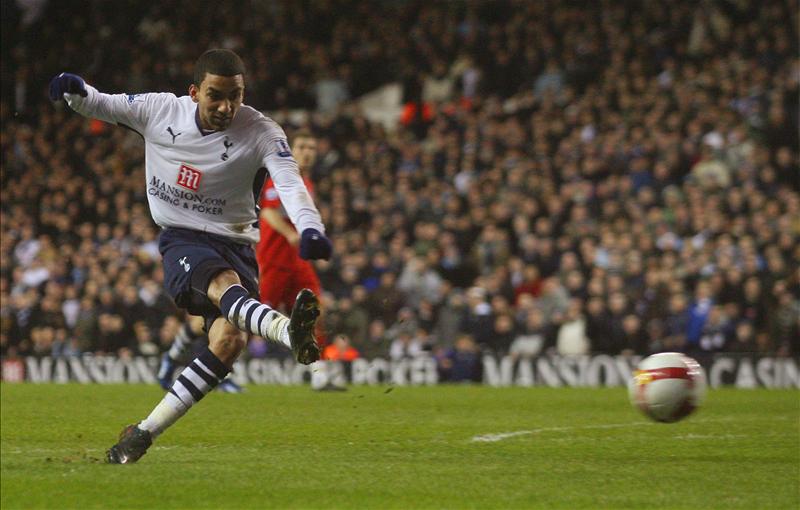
[198,348,230,379]
[256,308,269,337]
[228,296,244,322]
[190,361,218,386]
[171,381,194,406]
[177,375,205,402]
[247,303,269,333]
[220,285,286,344]
[238,300,258,330]
[244,302,260,333]
[184,365,215,392]
[141,350,230,440]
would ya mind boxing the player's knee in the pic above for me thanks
[207,269,243,305]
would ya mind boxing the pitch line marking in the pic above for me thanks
[471,421,655,443]
[468,417,768,443]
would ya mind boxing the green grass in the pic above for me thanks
[1,384,798,509]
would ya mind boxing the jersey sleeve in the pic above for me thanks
[64,84,171,135]
[259,132,325,234]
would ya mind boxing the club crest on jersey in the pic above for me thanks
[126,93,143,104]
[221,136,233,161]
[176,164,202,191]
[276,139,292,157]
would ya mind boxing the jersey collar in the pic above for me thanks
[194,107,217,137]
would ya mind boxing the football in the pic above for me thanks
[629,352,707,423]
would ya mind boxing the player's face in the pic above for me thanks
[190,73,244,131]
[292,137,318,171]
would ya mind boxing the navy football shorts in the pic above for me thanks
[159,227,259,331]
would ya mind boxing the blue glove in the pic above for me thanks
[49,73,88,101]
[299,228,332,260]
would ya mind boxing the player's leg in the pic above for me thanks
[157,315,205,390]
[106,230,320,463]
[106,229,239,463]
[106,317,242,464]
[144,318,241,432]
[212,315,246,394]
[209,269,321,364]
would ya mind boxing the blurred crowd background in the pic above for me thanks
[2,0,798,382]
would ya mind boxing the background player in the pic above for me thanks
[257,129,327,345]
[49,49,332,464]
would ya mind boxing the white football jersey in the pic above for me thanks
[65,85,324,244]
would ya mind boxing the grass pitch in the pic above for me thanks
[1,384,798,509]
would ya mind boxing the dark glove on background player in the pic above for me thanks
[49,73,88,101]
[299,229,332,260]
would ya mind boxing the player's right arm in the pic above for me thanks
[260,208,300,246]
[49,72,167,135]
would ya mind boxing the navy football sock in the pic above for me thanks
[219,284,289,345]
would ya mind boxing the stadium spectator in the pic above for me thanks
[322,334,360,362]
[556,299,590,356]
[1,0,798,368]
[436,333,482,383]
[509,308,550,360]
[389,331,424,361]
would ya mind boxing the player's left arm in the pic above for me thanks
[260,136,332,260]
[49,72,166,134]
[260,207,301,246]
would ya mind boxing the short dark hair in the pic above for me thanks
[292,128,316,142]
[193,49,245,85]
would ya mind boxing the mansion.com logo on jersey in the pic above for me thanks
[176,164,202,191]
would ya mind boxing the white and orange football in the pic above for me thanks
[629,352,707,423]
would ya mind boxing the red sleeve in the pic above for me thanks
[259,178,281,209]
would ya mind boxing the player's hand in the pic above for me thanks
[299,229,332,260]
[286,231,300,247]
[49,73,88,101]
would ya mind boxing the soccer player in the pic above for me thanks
[257,129,325,335]
[49,49,333,464]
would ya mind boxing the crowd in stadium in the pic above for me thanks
[1,1,798,380]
